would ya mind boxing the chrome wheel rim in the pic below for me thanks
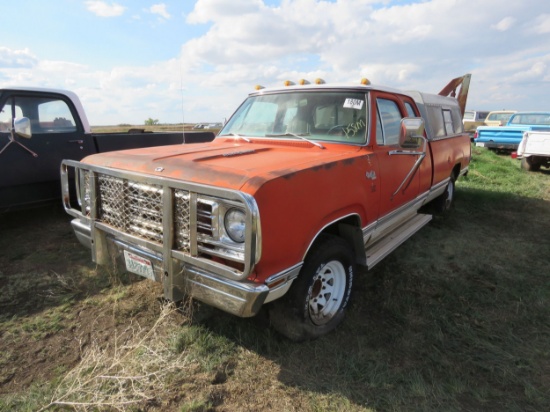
[445,181,454,209]
[307,260,347,325]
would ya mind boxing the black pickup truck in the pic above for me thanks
[0,87,215,211]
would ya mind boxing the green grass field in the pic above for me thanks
[0,146,548,411]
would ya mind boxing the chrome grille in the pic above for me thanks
[174,190,191,253]
[197,200,214,237]
[82,172,231,259]
[91,174,196,252]
[98,175,164,244]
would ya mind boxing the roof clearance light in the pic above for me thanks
[283,80,295,86]
[298,79,310,85]
[255,85,265,90]
[314,78,326,84]
[361,78,371,85]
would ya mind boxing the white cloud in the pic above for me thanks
[3,0,550,124]
[532,14,550,34]
[0,47,38,68]
[186,0,265,24]
[85,1,125,17]
[491,17,516,32]
[149,3,171,20]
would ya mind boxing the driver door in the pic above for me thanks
[0,92,94,209]
[371,93,422,218]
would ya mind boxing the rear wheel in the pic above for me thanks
[432,175,456,214]
[269,235,355,341]
[521,156,541,172]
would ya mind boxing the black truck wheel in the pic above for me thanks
[432,175,456,214]
[521,157,541,172]
[269,235,355,341]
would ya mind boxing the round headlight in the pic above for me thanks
[224,208,246,243]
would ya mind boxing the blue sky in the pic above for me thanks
[1,0,550,125]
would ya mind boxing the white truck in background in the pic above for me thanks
[515,131,550,172]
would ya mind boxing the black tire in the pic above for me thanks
[269,235,355,341]
[432,175,456,214]
[521,157,541,172]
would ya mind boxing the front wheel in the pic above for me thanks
[269,235,355,341]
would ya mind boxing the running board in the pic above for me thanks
[365,214,432,269]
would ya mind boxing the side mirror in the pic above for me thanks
[399,117,425,149]
[14,117,32,139]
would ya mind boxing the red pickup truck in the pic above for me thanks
[62,75,471,340]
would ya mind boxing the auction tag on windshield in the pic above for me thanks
[344,98,364,110]
[124,250,155,280]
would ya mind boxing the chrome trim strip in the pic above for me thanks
[362,192,429,244]
[424,178,449,204]
[265,262,303,287]
[302,213,361,259]
[262,263,303,303]
[362,220,377,244]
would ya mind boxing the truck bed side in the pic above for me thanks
[91,131,215,152]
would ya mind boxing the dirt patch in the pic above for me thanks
[0,205,164,394]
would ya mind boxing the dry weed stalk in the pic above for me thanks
[39,301,192,411]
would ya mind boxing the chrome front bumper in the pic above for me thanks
[71,218,271,317]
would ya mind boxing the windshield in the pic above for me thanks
[220,91,368,144]
[487,112,513,122]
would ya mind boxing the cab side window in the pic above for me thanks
[37,98,77,133]
[0,102,23,132]
[405,102,417,117]
[0,96,77,134]
[376,98,402,146]
[426,105,462,137]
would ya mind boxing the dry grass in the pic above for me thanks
[39,303,188,411]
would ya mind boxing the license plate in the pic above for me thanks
[475,142,485,147]
[124,250,155,280]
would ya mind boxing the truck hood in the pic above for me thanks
[81,138,361,192]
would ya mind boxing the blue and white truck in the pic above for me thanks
[474,112,550,151]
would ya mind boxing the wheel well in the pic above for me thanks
[452,163,461,180]
[311,215,366,267]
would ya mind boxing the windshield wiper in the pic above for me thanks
[264,133,325,149]
[219,133,251,143]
